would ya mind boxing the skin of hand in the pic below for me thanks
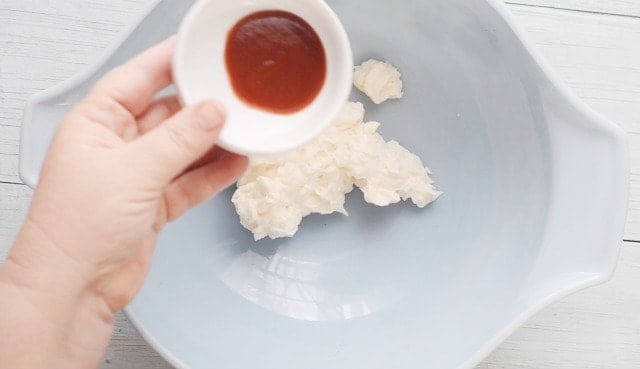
[0,38,248,369]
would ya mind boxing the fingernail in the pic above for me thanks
[197,103,223,131]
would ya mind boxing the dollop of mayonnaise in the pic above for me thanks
[232,102,441,240]
[353,59,404,104]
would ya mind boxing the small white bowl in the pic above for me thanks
[173,0,353,156]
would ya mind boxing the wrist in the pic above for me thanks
[6,217,101,300]
[0,219,115,366]
[0,272,114,369]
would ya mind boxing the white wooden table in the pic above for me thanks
[1,1,639,368]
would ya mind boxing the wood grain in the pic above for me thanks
[0,0,147,184]
[102,313,173,369]
[507,0,640,18]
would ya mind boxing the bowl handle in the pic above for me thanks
[523,86,628,303]
[19,0,195,188]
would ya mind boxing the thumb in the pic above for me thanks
[128,100,226,186]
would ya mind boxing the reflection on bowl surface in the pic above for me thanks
[220,243,400,321]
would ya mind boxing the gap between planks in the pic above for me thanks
[504,0,640,19]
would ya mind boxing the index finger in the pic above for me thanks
[90,37,176,116]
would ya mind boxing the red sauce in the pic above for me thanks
[225,10,327,114]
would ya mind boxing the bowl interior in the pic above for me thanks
[174,0,353,155]
[133,1,557,368]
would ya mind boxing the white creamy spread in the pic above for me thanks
[232,102,441,240]
[353,59,404,104]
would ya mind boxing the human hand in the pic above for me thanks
[0,38,247,368]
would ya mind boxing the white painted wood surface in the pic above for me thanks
[511,0,640,18]
[1,1,639,368]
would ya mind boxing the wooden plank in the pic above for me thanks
[102,313,173,369]
[0,126,20,183]
[506,0,640,18]
[626,135,640,240]
[0,0,147,183]
[629,192,640,240]
[477,242,640,368]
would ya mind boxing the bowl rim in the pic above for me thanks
[456,1,629,366]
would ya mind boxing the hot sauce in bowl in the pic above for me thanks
[174,0,353,156]
[225,10,327,114]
